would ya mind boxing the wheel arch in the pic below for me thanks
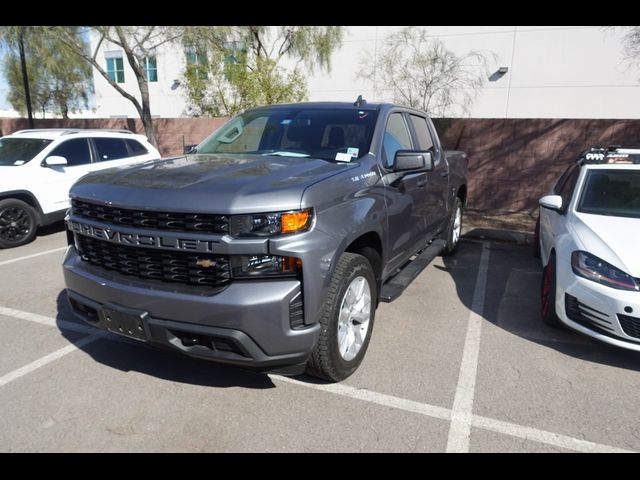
[0,190,44,225]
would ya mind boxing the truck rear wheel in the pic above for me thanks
[442,197,462,256]
[306,252,376,382]
[0,199,38,249]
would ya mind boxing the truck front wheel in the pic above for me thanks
[306,252,376,382]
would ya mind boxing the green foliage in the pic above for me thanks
[0,26,92,117]
[184,53,307,117]
[181,26,344,117]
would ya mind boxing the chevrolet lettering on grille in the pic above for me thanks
[69,220,219,253]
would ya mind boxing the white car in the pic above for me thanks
[538,147,640,351]
[0,129,159,248]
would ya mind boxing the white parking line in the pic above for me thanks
[471,415,630,453]
[0,331,105,388]
[1,305,635,453]
[0,246,67,267]
[0,306,97,335]
[446,242,490,453]
[274,375,452,421]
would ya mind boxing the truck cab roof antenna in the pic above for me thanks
[354,95,366,107]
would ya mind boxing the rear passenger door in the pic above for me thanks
[90,137,153,171]
[407,114,449,237]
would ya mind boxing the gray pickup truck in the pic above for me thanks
[62,100,468,381]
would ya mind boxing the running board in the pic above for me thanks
[379,239,447,303]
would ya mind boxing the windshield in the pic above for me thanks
[195,107,379,162]
[578,170,640,219]
[0,137,52,166]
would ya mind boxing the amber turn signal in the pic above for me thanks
[281,209,312,234]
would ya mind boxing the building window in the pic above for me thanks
[185,46,208,80]
[105,52,125,83]
[144,55,158,82]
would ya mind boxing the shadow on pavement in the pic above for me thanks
[438,239,640,372]
[55,290,277,389]
[37,220,66,237]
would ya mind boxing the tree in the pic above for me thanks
[52,26,183,147]
[181,26,344,117]
[1,26,93,119]
[619,27,640,66]
[358,27,492,117]
[1,26,35,126]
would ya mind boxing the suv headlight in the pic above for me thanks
[571,251,639,291]
[229,208,313,237]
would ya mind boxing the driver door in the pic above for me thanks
[381,112,429,273]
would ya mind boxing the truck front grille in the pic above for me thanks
[71,199,229,234]
[75,235,231,287]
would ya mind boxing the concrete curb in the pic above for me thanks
[462,227,533,246]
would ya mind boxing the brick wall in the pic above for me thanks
[433,118,640,213]
[2,116,639,213]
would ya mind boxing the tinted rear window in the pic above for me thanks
[125,139,148,156]
[94,138,129,161]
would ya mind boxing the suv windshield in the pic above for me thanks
[578,170,640,219]
[0,137,52,166]
[195,107,379,162]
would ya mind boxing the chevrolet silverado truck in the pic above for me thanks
[62,100,468,382]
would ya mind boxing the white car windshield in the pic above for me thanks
[578,170,640,219]
[0,137,52,166]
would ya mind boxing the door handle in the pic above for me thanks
[417,180,427,188]
[440,172,449,178]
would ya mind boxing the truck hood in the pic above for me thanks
[571,212,640,277]
[70,154,357,214]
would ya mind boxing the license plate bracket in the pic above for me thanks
[102,305,149,341]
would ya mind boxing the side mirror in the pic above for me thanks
[44,155,68,167]
[539,194,563,212]
[393,151,433,172]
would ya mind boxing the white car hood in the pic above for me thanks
[571,212,640,277]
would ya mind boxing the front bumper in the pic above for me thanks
[556,273,640,351]
[62,246,320,371]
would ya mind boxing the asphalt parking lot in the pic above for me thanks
[1,227,639,452]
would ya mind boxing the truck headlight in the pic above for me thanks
[571,251,639,291]
[230,255,302,279]
[229,209,312,237]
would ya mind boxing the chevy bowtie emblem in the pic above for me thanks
[196,258,216,268]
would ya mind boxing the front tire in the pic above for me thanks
[541,253,563,328]
[0,199,38,249]
[306,252,376,382]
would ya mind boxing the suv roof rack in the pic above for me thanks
[578,146,640,165]
[12,128,134,136]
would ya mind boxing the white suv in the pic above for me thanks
[0,129,159,248]
[538,147,640,351]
